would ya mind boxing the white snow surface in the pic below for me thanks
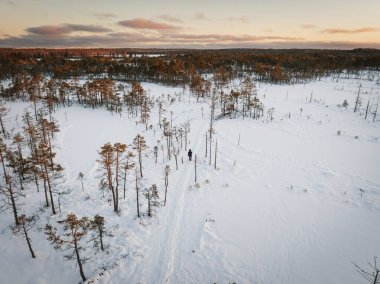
[1,74,380,284]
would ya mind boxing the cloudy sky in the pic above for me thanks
[0,0,379,49]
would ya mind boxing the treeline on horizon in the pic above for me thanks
[0,48,380,84]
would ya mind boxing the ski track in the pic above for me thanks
[149,117,207,284]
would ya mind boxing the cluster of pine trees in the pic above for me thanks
[1,48,380,85]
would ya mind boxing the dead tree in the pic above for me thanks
[173,147,178,170]
[78,172,85,192]
[135,167,141,218]
[163,165,170,206]
[354,256,379,284]
[205,132,208,158]
[153,146,158,164]
[181,120,190,151]
[162,118,171,161]
[365,99,370,120]
[158,101,165,129]
[45,213,90,282]
[214,140,217,170]
[354,85,362,113]
[208,124,214,165]
[13,214,36,258]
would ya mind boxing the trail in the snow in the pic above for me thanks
[148,117,207,284]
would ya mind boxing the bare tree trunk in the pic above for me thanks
[1,148,20,225]
[44,165,56,215]
[33,171,40,192]
[123,162,128,199]
[209,134,212,165]
[9,179,19,226]
[147,191,151,217]
[115,151,120,212]
[99,228,104,251]
[43,179,49,207]
[74,239,86,282]
[135,169,140,218]
[174,154,178,170]
[205,133,207,158]
[0,117,6,135]
[139,150,143,178]
[164,172,169,206]
[354,86,361,112]
[22,220,36,258]
[365,99,370,120]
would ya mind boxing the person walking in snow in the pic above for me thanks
[188,149,192,161]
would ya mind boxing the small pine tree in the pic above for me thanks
[45,213,90,282]
[133,134,147,178]
[90,214,108,251]
[145,184,159,217]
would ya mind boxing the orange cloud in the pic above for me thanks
[321,27,379,34]
[118,18,180,30]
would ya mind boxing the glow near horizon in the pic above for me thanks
[0,0,379,49]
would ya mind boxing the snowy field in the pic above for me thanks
[1,74,380,284]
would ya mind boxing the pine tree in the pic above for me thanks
[90,214,107,251]
[0,138,21,225]
[45,213,90,282]
[145,184,159,217]
[0,101,9,136]
[35,142,64,215]
[114,143,127,212]
[98,143,117,212]
[133,134,147,178]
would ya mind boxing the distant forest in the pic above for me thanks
[1,48,380,85]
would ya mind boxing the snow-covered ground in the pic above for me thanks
[1,74,380,284]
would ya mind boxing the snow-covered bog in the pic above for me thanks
[0,74,380,284]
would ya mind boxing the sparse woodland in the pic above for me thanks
[0,48,379,283]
